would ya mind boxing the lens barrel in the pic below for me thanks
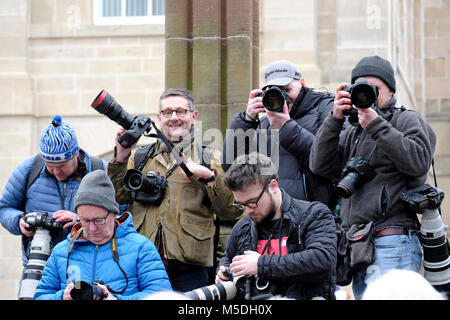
[91,90,134,129]
[184,281,237,300]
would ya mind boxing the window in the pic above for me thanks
[94,0,165,25]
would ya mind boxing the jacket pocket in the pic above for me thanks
[378,184,390,217]
[178,185,215,264]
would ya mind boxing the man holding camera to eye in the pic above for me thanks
[216,153,337,300]
[33,170,171,300]
[223,60,344,210]
[107,88,242,292]
[309,55,437,299]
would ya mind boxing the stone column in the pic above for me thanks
[165,0,259,136]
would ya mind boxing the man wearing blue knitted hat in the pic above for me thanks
[0,115,106,299]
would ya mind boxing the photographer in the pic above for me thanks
[216,153,337,300]
[309,55,437,299]
[33,170,171,300]
[0,115,106,269]
[222,60,345,209]
[107,88,242,292]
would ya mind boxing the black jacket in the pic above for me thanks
[222,87,339,208]
[219,190,337,300]
[309,101,436,230]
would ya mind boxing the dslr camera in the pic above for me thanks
[24,212,63,231]
[91,90,167,206]
[70,280,108,300]
[19,212,63,300]
[123,169,168,206]
[342,78,378,125]
[336,156,376,198]
[257,86,290,112]
[91,90,152,148]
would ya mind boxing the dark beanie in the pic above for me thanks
[351,56,396,92]
[74,170,119,214]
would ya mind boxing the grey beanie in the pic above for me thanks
[351,56,396,92]
[74,170,119,214]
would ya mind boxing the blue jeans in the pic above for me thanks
[352,232,422,299]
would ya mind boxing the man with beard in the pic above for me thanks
[215,153,337,300]
[107,88,242,292]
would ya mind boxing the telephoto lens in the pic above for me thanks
[91,90,134,129]
[184,281,238,300]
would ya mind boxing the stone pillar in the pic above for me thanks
[165,0,259,136]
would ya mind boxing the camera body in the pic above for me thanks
[70,280,108,300]
[24,212,63,232]
[257,86,290,112]
[336,156,376,198]
[91,90,152,148]
[123,169,168,205]
[400,184,444,212]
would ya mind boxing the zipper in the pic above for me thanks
[92,245,99,281]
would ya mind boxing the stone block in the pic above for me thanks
[425,57,446,77]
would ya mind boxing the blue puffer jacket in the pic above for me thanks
[0,149,106,266]
[33,212,172,300]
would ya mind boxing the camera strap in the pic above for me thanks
[150,122,194,179]
[65,221,128,295]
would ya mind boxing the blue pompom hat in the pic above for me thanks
[40,115,80,163]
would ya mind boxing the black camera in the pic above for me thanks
[400,184,449,298]
[19,212,63,300]
[343,78,378,110]
[123,169,168,205]
[336,156,376,198]
[91,90,152,148]
[24,212,63,232]
[257,86,290,112]
[70,280,108,300]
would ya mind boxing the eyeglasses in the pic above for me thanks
[159,109,191,119]
[233,182,268,211]
[77,211,111,227]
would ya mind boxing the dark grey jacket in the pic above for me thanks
[222,87,338,208]
[219,190,337,300]
[309,103,436,230]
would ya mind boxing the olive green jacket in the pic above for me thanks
[108,139,242,267]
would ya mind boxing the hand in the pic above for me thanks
[245,89,265,120]
[19,212,36,237]
[333,83,353,120]
[115,127,134,163]
[63,282,74,300]
[96,283,117,300]
[215,265,230,283]
[265,100,290,130]
[181,156,215,185]
[356,107,379,129]
[52,210,77,229]
[229,251,260,277]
